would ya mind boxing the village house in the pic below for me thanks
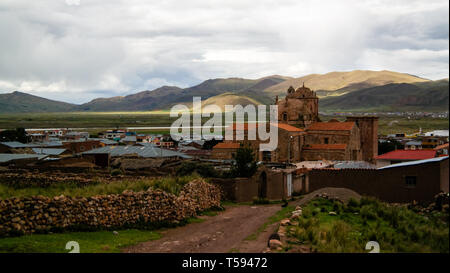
[375,149,437,168]
[211,84,379,163]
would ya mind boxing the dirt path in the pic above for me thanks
[123,204,281,253]
[123,187,362,253]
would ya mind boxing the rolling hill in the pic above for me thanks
[319,79,449,112]
[0,70,446,113]
[0,91,77,113]
[264,70,429,97]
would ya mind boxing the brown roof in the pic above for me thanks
[273,123,304,132]
[303,144,348,150]
[376,150,436,160]
[229,123,303,132]
[306,122,355,131]
[213,142,240,149]
[434,143,449,150]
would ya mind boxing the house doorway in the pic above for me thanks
[258,172,267,198]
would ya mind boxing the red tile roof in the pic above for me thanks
[303,144,347,150]
[434,143,449,150]
[376,150,437,160]
[213,142,240,149]
[273,123,304,132]
[306,122,355,131]
[229,123,303,132]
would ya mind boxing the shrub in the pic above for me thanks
[110,169,122,176]
[360,205,378,221]
[252,197,270,205]
[176,162,218,178]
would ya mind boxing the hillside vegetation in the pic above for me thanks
[0,91,77,113]
[1,70,446,113]
[320,79,449,112]
[264,70,429,97]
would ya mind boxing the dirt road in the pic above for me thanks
[123,204,281,253]
[123,187,361,253]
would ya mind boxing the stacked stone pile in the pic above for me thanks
[0,178,221,236]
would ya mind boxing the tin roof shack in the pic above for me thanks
[306,156,449,203]
[0,153,48,166]
[376,149,437,168]
[31,148,70,159]
[82,145,190,168]
[0,141,39,153]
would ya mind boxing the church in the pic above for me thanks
[213,84,379,163]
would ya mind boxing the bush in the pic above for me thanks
[176,162,218,178]
[360,205,378,220]
[252,197,270,205]
[110,169,122,176]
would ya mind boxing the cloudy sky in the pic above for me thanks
[0,0,448,103]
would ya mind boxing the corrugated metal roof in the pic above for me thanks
[0,141,38,148]
[83,145,191,158]
[32,148,67,155]
[378,156,448,170]
[88,138,118,145]
[0,153,47,163]
[405,141,422,146]
[121,136,137,142]
[333,161,377,169]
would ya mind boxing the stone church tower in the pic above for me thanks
[276,84,320,128]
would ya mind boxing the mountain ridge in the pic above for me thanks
[1,70,445,113]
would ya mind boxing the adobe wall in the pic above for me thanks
[346,116,378,162]
[308,158,448,203]
[0,179,221,236]
[440,159,449,193]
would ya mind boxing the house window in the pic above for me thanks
[324,138,329,144]
[282,112,288,121]
[80,146,85,151]
[262,151,271,161]
[405,176,417,188]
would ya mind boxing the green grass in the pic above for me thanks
[0,175,199,199]
[287,197,449,253]
[0,229,162,253]
[245,205,295,241]
[1,110,447,138]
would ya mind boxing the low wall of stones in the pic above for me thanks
[0,179,221,237]
[0,171,152,188]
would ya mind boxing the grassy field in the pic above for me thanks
[0,229,162,253]
[0,111,447,137]
[284,198,449,253]
[0,175,198,199]
[321,115,448,135]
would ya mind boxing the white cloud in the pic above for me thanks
[0,0,448,103]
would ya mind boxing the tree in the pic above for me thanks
[203,138,222,150]
[231,143,258,178]
[378,139,404,155]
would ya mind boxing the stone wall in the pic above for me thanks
[0,179,221,236]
